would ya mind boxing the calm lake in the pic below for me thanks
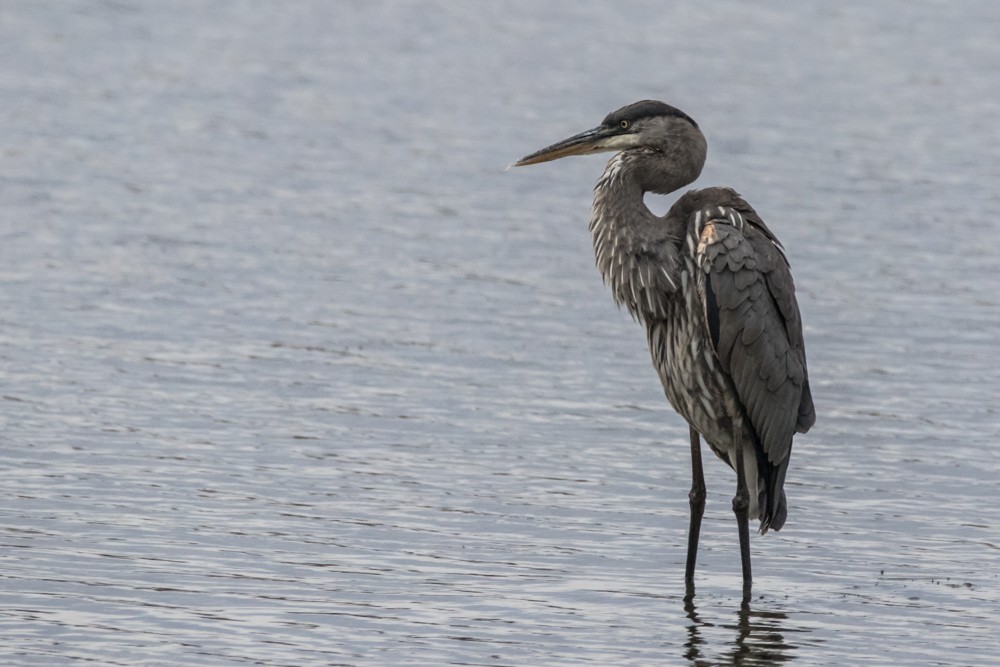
[2,1,998,665]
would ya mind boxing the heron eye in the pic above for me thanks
[620,120,630,129]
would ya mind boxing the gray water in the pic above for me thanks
[2,1,999,665]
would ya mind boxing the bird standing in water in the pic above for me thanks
[513,100,815,600]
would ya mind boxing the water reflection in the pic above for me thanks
[684,598,799,665]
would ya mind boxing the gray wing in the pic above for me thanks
[694,206,814,468]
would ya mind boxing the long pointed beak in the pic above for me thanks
[513,125,629,167]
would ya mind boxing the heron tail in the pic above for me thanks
[756,447,789,534]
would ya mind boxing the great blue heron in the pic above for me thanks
[513,100,815,599]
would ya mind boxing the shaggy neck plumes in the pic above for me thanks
[587,145,704,321]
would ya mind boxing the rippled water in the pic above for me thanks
[2,1,999,665]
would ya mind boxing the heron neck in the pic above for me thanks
[593,151,656,220]
[588,152,683,319]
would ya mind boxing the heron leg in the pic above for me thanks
[684,426,706,600]
[732,447,752,600]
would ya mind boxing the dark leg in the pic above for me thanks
[732,446,753,601]
[684,426,706,600]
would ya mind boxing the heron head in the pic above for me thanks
[512,100,703,167]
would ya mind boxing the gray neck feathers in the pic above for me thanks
[588,147,699,321]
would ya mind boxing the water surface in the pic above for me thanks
[1,1,998,665]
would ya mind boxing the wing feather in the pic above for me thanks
[695,208,813,467]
